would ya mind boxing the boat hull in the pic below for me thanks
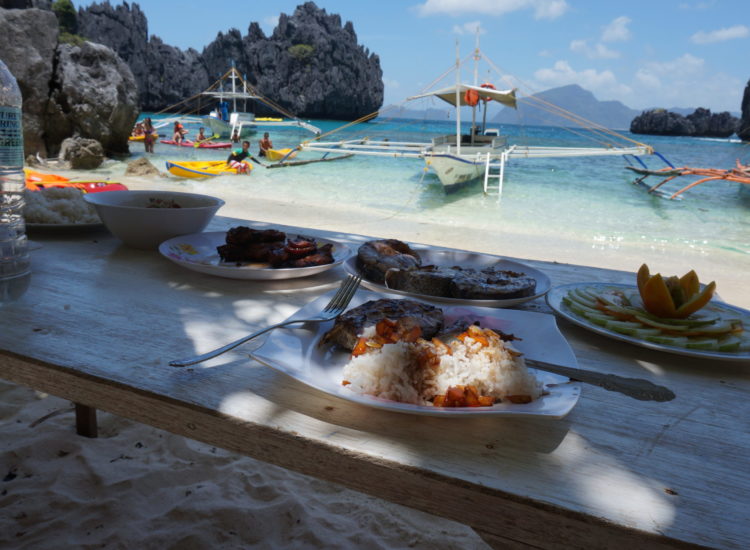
[202,116,256,139]
[265,148,298,162]
[166,160,252,179]
[425,154,486,189]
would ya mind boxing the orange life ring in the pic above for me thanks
[464,88,480,107]
[480,82,496,102]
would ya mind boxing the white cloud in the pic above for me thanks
[691,25,749,44]
[634,69,661,90]
[641,53,704,76]
[678,1,715,10]
[452,21,485,35]
[569,39,620,59]
[533,60,631,96]
[416,0,568,19]
[601,16,631,42]
[262,15,279,30]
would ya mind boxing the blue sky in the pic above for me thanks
[77,0,749,112]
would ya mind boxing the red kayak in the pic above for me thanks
[159,139,232,149]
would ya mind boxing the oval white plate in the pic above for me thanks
[250,290,581,418]
[547,282,750,362]
[159,231,351,280]
[343,248,550,308]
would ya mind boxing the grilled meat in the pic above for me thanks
[357,239,421,283]
[451,267,536,299]
[322,298,444,351]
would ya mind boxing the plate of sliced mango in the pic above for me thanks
[547,277,750,361]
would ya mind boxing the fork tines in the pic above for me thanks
[324,274,362,312]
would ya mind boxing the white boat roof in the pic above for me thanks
[408,84,517,108]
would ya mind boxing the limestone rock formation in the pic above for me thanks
[738,79,750,142]
[0,6,139,156]
[0,7,58,156]
[77,3,208,112]
[631,108,738,137]
[46,41,139,155]
[78,1,384,119]
[59,136,104,169]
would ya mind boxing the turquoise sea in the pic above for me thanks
[131,114,750,262]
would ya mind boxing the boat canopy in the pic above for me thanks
[407,84,517,109]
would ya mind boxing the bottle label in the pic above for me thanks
[0,106,24,166]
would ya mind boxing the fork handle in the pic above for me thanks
[169,319,303,367]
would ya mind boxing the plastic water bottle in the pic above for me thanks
[0,59,30,303]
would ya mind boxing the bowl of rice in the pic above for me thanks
[84,190,224,249]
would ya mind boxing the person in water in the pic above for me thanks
[143,117,155,153]
[173,121,187,143]
[258,132,273,157]
[226,141,252,174]
[231,128,240,144]
[195,127,207,142]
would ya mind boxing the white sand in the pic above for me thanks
[0,380,485,549]
[5,167,747,547]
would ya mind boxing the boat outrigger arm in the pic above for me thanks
[300,81,652,192]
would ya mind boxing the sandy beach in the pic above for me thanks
[4,166,748,548]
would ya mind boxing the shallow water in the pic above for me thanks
[123,115,750,262]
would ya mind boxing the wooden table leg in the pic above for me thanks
[75,403,98,438]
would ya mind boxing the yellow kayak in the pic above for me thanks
[128,133,158,142]
[265,148,298,162]
[255,117,283,122]
[165,160,252,178]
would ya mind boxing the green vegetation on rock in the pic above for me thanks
[52,0,78,35]
[288,44,314,61]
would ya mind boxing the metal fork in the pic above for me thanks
[169,274,362,367]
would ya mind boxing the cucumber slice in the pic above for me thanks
[582,313,613,327]
[685,338,719,350]
[645,335,689,347]
[569,289,599,309]
[716,335,741,352]
[563,298,604,319]
[635,315,692,332]
[604,320,646,335]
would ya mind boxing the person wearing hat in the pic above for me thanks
[226,141,252,174]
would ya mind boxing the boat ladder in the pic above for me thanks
[483,146,514,199]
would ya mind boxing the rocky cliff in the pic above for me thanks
[0,6,139,156]
[77,1,384,119]
[738,79,750,141]
[630,108,738,138]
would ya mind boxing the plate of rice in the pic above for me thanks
[24,188,104,231]
[250,291,581,418]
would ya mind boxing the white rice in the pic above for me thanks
[342,328,543,406]
[24,188,100,224]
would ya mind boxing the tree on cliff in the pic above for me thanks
[52,0,77,34]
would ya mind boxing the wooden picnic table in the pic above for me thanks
[1,215,748,549]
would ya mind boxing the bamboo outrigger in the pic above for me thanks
[627,160,750,199]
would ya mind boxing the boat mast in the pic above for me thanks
[471,30,480,144]
[231,60,237,114]
[455,40,461,156]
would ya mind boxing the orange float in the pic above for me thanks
[464,88,480,106]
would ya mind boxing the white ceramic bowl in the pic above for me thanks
[84,190,224,249]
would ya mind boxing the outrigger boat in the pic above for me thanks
[200,66,321,140]
[301,40,654,193]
